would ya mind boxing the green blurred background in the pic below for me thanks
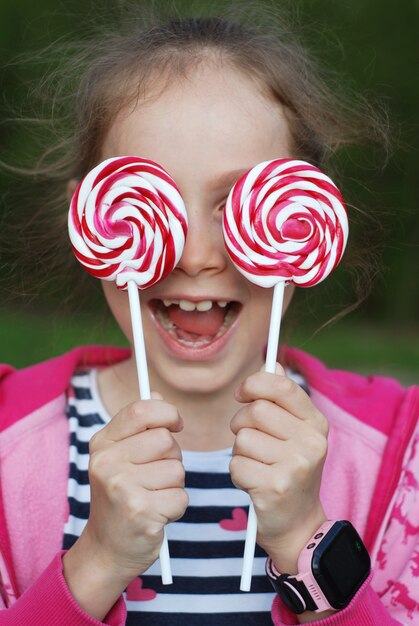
[0,0,418,383]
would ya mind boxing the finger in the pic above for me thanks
[229,455,268,492]
[90,470,187,520]
[259,362,284,376]
[233,427,288,464]
[235,369,326,428]
[151,488,189,523]
[233,424,327,470]
[91,400,183,448]
[132,459,185,490]
[118,459,185,491]
[230,400,304,439]
[112,427,183,464]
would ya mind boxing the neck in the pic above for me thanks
[148,361,245,451]
[96,355,257,452]
[153,378,240,451]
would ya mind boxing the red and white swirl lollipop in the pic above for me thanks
[68,156,188,585]
[223,158,348,591]
[69,155,187,289]
[223,158,348,288]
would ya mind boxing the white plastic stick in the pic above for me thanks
[265,282,285,375]
[127,280,173,585]
[240,281,285,592]
[127,281,151,401]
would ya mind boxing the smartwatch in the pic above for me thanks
[266,520,371,614]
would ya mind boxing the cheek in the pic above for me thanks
[101,281,133,342]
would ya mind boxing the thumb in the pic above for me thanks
[274,362,286,376]
[150,391,164,400]
[259,362,286,376]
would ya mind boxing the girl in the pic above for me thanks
[0,7,418,626]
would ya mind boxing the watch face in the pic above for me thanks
[313,522,370,609]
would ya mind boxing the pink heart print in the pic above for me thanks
[220,507,248,531]
[126,577,157,602]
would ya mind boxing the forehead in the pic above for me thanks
[102,62,291,182]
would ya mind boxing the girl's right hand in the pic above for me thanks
[85,397,187,579]
[63,398,187,618]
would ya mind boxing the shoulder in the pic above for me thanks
[282,345,419,436]
[0,345,130,432]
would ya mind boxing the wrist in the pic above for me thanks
[266,520,371,617]
[63,532,134,621]
[263,509,327,574]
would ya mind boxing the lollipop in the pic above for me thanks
[69,155,188,585]
[223,158,348,591]
[69,155,187,288]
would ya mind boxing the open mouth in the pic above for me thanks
[150,298,242,349]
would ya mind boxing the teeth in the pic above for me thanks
[179,299,197,311]
[160,299,229,311]
[155,298,238,345]
[196,300,213,311]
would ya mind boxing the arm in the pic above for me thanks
[271,577,404,626]
[230,364,331,623]
[1,397,187,624]
[62,397,188,620]
[229,365,405,625]
[0,551,126,625]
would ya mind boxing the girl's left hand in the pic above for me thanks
[230,363,329,574]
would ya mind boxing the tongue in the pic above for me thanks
[168,305,226,336]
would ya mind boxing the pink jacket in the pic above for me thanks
[0,345,417,625]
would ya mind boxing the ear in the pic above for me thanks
[66,178,79,202]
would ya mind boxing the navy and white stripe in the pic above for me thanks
[63,368,308,624]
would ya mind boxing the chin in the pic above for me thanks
[149,358,240,397]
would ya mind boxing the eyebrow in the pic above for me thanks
[208,168,250,192]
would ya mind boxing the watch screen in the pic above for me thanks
[319,528,370,602]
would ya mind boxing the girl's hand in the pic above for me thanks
[63,398,188,619]
[230,364,329,574]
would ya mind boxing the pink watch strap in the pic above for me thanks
[267,521,338,613]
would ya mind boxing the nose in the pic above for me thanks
[174,205,227,277]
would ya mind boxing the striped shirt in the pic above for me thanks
[63,369,307,624]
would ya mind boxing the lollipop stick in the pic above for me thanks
[127,280,173,585]
[240,281,285,592]
[127,280,151,400]
[265,281,285,374]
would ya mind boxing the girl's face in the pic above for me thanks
[101,62,295,398]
